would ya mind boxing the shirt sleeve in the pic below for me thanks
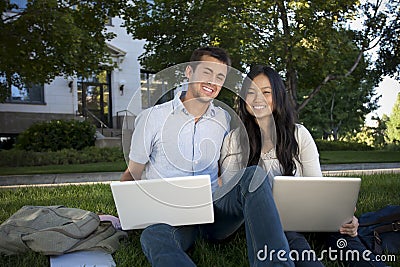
[219,129,245,184]
[296,124,323,177]
[128,108,156,164]
[224,109,231,134]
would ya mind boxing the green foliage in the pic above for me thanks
[0,146,123,167]
[315,139,373,151]
[0,0,130,101]
[15,120,96,152]
[371,115,390,148]
[375,0,400,80]
[386,93,400,142]
[340,121,388,148]
[384,142,400,152]
[123,0,393,138]
[345,127,377,147]
[300,61,381,139]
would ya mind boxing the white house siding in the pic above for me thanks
[106,17,145,130]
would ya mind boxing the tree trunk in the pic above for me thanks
[276,0,299,110]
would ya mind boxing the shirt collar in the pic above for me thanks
[172,90,216,118]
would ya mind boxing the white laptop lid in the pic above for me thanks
[272,176,361,232]
[110,175,214,230]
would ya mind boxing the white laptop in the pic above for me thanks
[110,175,214,230]
[272,176,361,232]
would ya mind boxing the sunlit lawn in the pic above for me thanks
[0,151,399,176]
[0,162,126,175]
[0,174,399,266]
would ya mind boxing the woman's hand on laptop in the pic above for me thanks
[339,216,359,237]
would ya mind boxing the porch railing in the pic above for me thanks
[116,109,135,129]
[84,108,109,135]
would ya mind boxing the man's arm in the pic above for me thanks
[120,160,146,181]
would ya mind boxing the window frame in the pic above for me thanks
[6,83,46,105]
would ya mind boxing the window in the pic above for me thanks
[77,71,112,128]
[9,83,44,103]
[140,70,172,109]
[0,74,45,104]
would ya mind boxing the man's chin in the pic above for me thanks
[197,96,214,102]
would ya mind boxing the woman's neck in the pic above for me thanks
[256,116,275,153]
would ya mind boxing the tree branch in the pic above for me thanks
[298,0,385,111]
[298,74,337,111]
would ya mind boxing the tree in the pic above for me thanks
[376,0,400,80]
[123,0,391,137]
[374,114,389,147]
[386,93,400,142]
[0,0,129,102]
[300,54,381,139]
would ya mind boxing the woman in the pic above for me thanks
[219,65,384,267]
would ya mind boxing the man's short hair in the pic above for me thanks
[190,47,231,71]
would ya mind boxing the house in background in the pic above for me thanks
[0,5,157,149]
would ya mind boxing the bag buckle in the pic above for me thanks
[393,221,400,232]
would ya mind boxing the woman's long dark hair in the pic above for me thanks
[238,65,300,175]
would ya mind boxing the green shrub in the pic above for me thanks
[315,139,373,151]
[0,147,124,167]
[16,120,96,152]
[384,142,400,151]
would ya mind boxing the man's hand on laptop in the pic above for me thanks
[339,216,359,237]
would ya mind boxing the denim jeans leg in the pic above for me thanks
[285,231,324,267]
[208,166,294,267]
[325,232,387,267]
[140,223,199,267]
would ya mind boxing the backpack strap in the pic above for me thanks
[370,219,400,255]
[373,220,400,234]
[358,206,400,255]
[359,213,400,227]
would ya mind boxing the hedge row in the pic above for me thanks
[315,139,373,151]
[0,147,124,167]
[16,120,96,152]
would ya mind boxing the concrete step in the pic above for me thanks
[95,129,133,150]
[96,128,122,137]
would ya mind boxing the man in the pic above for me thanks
[121,47,294,266]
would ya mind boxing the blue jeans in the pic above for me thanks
[140,166,294,267]
[285,231,324,267]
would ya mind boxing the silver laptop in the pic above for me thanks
[110,175,214,230]
[272,176,361,232]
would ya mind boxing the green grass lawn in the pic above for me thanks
[0,174,399,266]
[0,150,399,176]
[0,161,126,175]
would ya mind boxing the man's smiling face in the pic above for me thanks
[185,55,228,101]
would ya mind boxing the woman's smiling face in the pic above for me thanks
[245,74,274,118]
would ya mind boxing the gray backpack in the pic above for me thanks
[0,205,127,255]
